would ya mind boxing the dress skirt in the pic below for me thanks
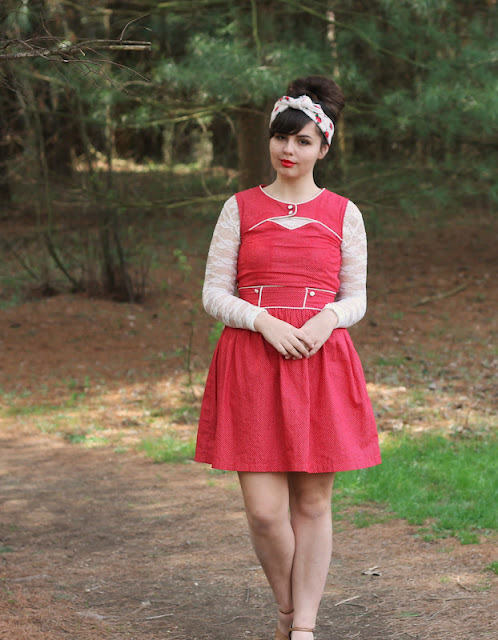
[195,307,381,473]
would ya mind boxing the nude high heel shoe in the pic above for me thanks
[289,626,315,638]
[274,608,294,640]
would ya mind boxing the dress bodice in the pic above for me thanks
[236,187,348,294]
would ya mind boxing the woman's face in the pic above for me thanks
[269,120,328,180]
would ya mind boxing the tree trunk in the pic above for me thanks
[236,106,273,190]
[0,115,12,207]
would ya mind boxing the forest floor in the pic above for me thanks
[0,208,497,639]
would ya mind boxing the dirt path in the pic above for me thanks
[1,427,496,640]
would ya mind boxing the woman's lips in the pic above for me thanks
[281,160,296,167]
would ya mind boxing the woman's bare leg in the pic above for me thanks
[288,472,335,638]
[238,472,295,635]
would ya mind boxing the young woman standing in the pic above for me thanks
[195,76,381,639]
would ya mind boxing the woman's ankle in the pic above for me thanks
[277,607,294,631]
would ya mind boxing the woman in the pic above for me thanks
[195,75,381,639]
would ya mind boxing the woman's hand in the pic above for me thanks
[299,309,339,357]
[254,312,315,359]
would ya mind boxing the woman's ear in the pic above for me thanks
[318,144,329,160]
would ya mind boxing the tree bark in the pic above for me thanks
[0,107,13,207]
[236,107,273,191]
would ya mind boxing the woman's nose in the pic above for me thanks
[283,138,295,154]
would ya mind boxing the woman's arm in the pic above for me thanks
[202,196,267,331]
[322,200,368,328]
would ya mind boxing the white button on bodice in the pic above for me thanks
[309,290,315,296]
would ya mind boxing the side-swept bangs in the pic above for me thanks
[269,109,313,138]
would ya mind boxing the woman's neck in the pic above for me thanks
[263,177,321,203]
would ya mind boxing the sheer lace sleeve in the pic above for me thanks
[323,200,368,328]
[202,196,267,331]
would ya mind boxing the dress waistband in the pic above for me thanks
[238,285,336,310]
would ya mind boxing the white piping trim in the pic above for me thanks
[259,185,325,205]
[255,305,324,310]
[313,219,343,242]
[239,285,337,294]
[239,284,280,290]
[247,217,342,241]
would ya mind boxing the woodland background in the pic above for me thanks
[0,5,497,638]
[1,0,496,303]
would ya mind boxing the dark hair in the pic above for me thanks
[269,75,345,146]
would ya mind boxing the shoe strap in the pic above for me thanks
[291,627,314,633]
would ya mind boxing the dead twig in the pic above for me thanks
[216,616,250,625]
[335,595,361,606]
[10,574,51,582]
[362,565,382,576]
[456,576,472,591]
[413,282,470,307]
[0,39,151,62]
[119,14,151,41]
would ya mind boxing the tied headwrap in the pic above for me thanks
[269,95,335,144]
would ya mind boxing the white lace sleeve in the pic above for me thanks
[202,196,267,331]
[323,200,367,328]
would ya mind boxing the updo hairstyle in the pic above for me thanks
[270,75,345,147]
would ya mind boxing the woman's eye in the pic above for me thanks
[276,135,287,141]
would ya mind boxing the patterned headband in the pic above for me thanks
[269,95,335,144]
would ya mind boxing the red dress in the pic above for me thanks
[195,187,381,473]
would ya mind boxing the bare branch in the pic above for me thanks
[119,13,151,42]
[0,39,151,62]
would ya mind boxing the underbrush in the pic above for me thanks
[2,157,495,309]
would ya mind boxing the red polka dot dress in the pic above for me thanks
[195,187,381,473]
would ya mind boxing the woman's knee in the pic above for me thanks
[239,472,290,534]
[291,493,331,520]
[246,505,288,535]
[290,481,333,520]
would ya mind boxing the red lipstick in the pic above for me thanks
[281,160,295,168]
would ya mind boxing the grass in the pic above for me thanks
[3,400,89,417]
[137,434,196,463]
[334,433,497,543]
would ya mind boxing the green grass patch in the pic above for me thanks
[138,434,196,463]
[334,433,497,543]
[3,403,63,417]
[2,394,88,418]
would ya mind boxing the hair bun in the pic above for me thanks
[286,75,345,125]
